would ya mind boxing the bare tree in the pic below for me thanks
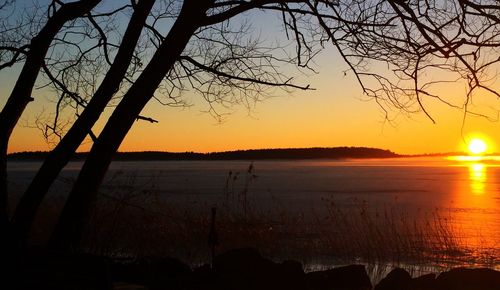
[10,0,156,247]
[0,0,101,228]
[320,0,500,121]
[0,0,12,11]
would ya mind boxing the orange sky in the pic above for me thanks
[3,47,499,156]
[2,10,500,155]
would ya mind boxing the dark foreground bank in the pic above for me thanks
[7,248,500,290]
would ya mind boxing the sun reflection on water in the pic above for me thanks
[469,163,486,195]
[446,155,499,265]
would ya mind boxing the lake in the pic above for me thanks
[7,157,500,269]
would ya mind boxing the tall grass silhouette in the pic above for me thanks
[28,164,499,272]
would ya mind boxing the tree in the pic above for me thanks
[0,0,101,228]
[48,0,321,248]
[2,0,500,250]
[11,0,156,247]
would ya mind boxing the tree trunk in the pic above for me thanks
[49,0,208,250]
[0,0,101,223]
[10,0,155,247]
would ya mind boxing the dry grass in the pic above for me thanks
[26,164,499,272]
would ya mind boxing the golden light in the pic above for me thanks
[469,163,486,195]
[468,138,487,155]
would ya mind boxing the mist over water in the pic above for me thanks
[7,157,500,269]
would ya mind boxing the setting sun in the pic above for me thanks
[468,138,488,155]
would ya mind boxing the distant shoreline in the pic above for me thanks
[8,147,398,161]
[7,147,466,162]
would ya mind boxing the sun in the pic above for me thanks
[468,138,488,155]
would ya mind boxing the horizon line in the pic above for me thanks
[7,146,472,157]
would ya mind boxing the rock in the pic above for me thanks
[15,251,111,290]
[148,257,192,290]
[192,264,216,290]
[275,260,306,290]
[306,265,372,290]
[375,272,437,290]
[435,268,500,290]
[111,259,149,285]
[213,248,274,290]
[408,273,436,290]
[374,268,412,290]
[212,248,305,290]
[112,257,192,290]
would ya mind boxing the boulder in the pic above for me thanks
[148,257,192,290]
[408,273,436,290]
[192,264,216,290]
[306,264,372,290]
[111,257,192,290]
[275,260,306,290]
[15,251,111,290]
[213,248,305,290]
[374,268,412,290]
[111,259,149,285]
[435,268,500,290]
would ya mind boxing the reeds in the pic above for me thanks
[24,165,499,271]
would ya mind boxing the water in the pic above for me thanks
[7,157,500,268]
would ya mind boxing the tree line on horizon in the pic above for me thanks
[7,147,399,161]
[1,0,500,259]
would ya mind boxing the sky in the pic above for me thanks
[2,1,500,155]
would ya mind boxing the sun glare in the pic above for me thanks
[468,138,487,155]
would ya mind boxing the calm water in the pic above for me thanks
[7,157,500,268]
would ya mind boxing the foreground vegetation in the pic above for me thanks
[24,165,498,276]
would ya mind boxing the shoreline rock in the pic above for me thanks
[9,248,500,290]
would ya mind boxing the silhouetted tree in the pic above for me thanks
[0,0,101,233]
[49,0,318,249]
[10,0,156,247]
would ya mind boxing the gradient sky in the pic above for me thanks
[4,48,499,155]
[2,3,500,155]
